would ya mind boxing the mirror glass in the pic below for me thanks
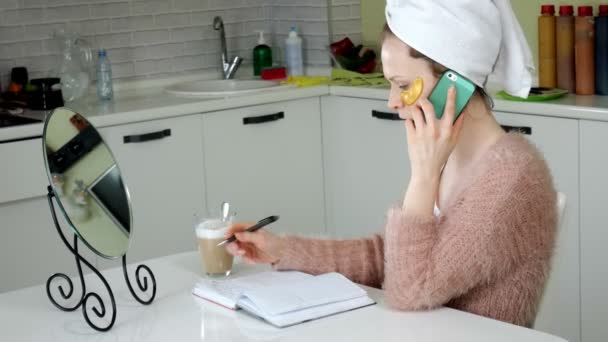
[42,108,131,258]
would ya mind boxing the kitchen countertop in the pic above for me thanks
[330,86,608,121]
[0,77,328,142]
[3,73,608,142]
[0,251,566,342]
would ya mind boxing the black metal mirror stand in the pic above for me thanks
[44,186,157,332]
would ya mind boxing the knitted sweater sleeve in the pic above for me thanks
[272,234,385,288]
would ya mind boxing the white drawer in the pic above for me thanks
[0,137,49,204]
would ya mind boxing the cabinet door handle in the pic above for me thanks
[243,112,285,125]
[123,129,171,144]
[500,125,532,135]
[372,110,403,121]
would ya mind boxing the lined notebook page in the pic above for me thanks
[193,271,313,309]
[242,273,368,316]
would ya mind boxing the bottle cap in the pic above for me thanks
[288,26,298,38]
[599,5,608,16]
[98,48,107,57]
[578,6,593,16]
[256,31,266,45]
[541,4,555,15]
[559,5,574,16]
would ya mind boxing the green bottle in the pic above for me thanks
[253,31,272,76]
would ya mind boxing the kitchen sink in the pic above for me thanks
[165,79,292,97]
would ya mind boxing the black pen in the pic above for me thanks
[216,215,280,247]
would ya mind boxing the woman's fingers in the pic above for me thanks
[441,86,457,129]
[225,241,246,256]
[235,231,264,246]
[410,105,425,132]
[225,242,239,255]
[416,98,437,131]
[224,222,257,240]
[404,118,416,143]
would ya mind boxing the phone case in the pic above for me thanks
[428,70,476,120]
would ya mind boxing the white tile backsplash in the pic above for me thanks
[330,0,361,42]
[155,13,191,28]
[0,0,19,10]
[130,1,171,16]
[0,0,362,88]
[90,3,131,19]
[45,5,90,22]
[131,29,170,46]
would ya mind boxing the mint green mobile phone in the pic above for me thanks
[428,70,476,121]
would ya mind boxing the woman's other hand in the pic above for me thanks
[224,222,284,265]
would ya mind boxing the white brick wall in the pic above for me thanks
[329,0,362,44]
[0,0,351,88]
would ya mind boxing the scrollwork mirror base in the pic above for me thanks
[45,186,157,332]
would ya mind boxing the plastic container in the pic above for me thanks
[261,66,287,80]
[556,5,575,93]
[285,26,303,76]
[96,48,114,101]
[253,31,272,77]
[575,6,596,95]
[595,5,608,95]
[539,4,557,88]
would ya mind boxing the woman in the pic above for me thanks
[226,0,557,327]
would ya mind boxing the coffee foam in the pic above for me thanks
[195,219,230,239]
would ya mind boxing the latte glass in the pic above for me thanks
[195,218,234,277]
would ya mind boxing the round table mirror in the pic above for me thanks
[42,108,131,258]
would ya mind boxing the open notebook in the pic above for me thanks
[192,271,375,328]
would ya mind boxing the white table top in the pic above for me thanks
[0,252,566,342]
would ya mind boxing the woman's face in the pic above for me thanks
[382,34,438,120]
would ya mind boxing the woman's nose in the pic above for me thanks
[387,89,403,110]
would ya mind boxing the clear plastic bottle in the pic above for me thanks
[96,48,114,101]
[285,26,303,76]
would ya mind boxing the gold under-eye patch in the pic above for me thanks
[400,77,424,105]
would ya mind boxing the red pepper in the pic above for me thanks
[330,37,354,57]
[357,59,377,74]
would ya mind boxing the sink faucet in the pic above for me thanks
[213,16,243,80]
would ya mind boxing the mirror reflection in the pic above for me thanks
[43,108,131,258]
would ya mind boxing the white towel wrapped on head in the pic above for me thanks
[385,0,535,98]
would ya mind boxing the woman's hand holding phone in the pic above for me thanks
[406,86,465,180]
[402,86,465,215]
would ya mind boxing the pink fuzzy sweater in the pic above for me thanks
[274,134,557,327]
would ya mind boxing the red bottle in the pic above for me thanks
[575,6,595,95]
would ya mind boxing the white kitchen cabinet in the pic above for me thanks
[0,136,102,293]
[0,137,48,204]
[100,115,206,263]
[202,98,325,236]
[0,196,103,293]
[493,112,579,342]
[321,96,410,238]
[580,120,608,342]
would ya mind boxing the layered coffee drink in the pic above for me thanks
[195,219,234,277]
